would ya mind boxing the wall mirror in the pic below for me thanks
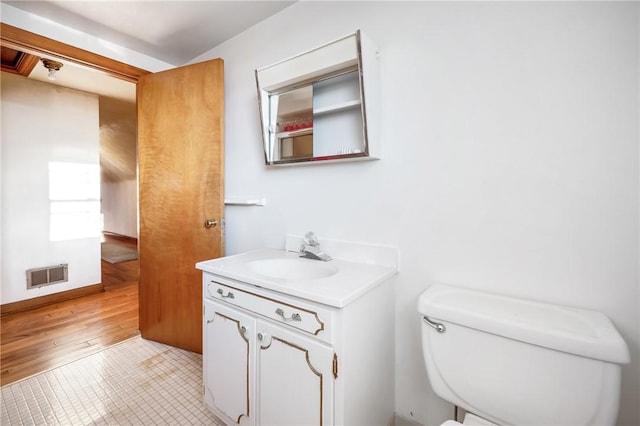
[256,30,380,166]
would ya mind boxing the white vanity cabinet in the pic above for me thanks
[203,298,254,424]
[203,286,334,426]
[199,248,396,426]
[254,316,334,425]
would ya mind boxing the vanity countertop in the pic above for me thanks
[196,249,396,308]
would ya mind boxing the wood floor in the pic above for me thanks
[0,235,140,386]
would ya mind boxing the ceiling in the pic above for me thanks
[4,1,295,65]
[2,1,295,102]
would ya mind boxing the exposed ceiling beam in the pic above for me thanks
[0,23,150,83]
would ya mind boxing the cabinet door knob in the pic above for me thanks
[204,218,218,228]
[257,332,271,347]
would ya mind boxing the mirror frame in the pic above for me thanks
[256,30,377,166]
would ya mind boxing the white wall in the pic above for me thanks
[191,2,639,425]
[1,73,102,304]
[101,179,137,238]
[0,3,172,73]
[99,97,138,238]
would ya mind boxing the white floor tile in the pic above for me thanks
[1,337,223,426]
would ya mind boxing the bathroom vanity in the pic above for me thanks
[196,235,397,425]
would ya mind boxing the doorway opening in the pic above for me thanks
[0,23,147,385]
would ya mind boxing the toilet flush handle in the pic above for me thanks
[423,316,446,333]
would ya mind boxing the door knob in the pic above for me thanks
[204,218,217,228]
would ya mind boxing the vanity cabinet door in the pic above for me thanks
[256,320,334,425]
[204,299,255,425]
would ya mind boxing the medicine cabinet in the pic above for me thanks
[256,30,380,166]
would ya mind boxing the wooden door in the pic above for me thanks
[137,59,224,353]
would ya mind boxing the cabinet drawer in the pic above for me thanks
[205,279,334,343]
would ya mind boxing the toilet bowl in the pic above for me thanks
[441,412,497,426]
[418,284,630,426]
[442,412,501,426]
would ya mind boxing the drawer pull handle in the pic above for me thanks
[276,308,301,322]
[217,288,235,299]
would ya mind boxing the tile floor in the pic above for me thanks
[1,336,224,425]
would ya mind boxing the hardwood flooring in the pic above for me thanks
[0,235,140,386]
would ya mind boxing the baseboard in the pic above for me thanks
[392,414,424,426]
[103,231,138,243]
[0,283,104,316]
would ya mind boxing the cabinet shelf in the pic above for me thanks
[313,99,361,116]
[276,127,313,138]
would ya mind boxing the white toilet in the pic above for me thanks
[418,284,630,426]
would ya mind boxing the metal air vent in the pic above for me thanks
[26,264,68,289]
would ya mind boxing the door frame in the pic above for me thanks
[0,23,150,83]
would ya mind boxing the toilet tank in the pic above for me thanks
[418,284,630,426]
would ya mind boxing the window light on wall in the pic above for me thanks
[49,162,100,241]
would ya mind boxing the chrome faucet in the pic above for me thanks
[300,232,332,261]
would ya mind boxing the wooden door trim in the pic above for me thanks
[0,23,150,83]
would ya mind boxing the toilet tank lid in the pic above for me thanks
[418,284,630,364]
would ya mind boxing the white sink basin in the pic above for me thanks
[196,243,398,307]
[248,258,338,281]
